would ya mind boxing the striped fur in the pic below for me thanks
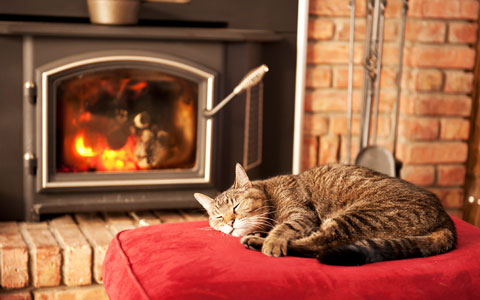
[194,163,456,265]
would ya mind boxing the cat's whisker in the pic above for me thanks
[197,227,216,231]
[252,205,274,211]
[253,216,277,225]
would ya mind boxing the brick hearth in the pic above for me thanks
[0,210,207,299]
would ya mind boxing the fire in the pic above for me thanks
[99,136,137,171]
[75,134,97,157]
[57,70,198,173]
[73,131,138,172]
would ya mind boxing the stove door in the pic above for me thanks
[35,51,215,191]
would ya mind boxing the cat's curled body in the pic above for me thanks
[194,163,456,266]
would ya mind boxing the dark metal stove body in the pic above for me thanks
[0,22,279,220]
[0,0,303,221]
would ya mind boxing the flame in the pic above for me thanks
[75,134,97,157]
[78,112,91,122]
[129,81,147,91]
[99,136,137,171]
[73,131,137,172]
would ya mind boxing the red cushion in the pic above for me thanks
[103,217,480,300]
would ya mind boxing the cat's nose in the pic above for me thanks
[227,219,234,227]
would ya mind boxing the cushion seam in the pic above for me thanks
[114,230,152,300]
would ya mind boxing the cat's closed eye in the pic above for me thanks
[233,203,240,213]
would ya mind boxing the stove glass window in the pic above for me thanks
[55,68,198,173]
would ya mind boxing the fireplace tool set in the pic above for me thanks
[346,0,409,177]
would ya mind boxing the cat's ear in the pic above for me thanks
[194,193,214,214]
[234,163,252,189]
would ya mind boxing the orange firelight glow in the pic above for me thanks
[73,130,138,171]
[75,134,97,157]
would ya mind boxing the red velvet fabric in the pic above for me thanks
[103,217,480,300]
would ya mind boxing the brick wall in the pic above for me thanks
[304,0,479,217]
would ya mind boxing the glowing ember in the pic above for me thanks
[99,136,137,171]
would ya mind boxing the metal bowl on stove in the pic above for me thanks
[87,0,140,25]
[86,0,190,25]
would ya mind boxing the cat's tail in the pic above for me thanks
[317,227,456,266]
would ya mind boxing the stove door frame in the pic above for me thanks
[35,50,215,191]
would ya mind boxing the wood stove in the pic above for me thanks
[36,51,213,188]
[0,0,307,221]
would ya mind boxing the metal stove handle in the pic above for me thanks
[203,64,269,118]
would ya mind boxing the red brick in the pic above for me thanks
[405,45,476,69]
[178,210,208,222]
[397,142,468,164]
[0,292,31,300]
[381,43,404,65]
[429,188,465,209]
[398,118,439,140]
[308,18,335,40]
[440,118,470,140]
[306,114,329,137]
[75,214,113,284]
[306,67,331,88]
[319,134,340,164]
[49,216,92,286]
[331,115,390,137]
[400,94,472,117]
[333,67,363,89]
[129,211,163,226]
[437,164,466,186]
[333,66,397,89]
[306,90,395,114]
[308,42,401,66]
[19,223,61,288]
[153,210,188,223]
[400,69,416,91]
[336,19,398,41]
[307,42,363,64]
[409,0,479,20]
[384,0,404,18]
[33,285,108,300]
[0,223,29,289]
[449,22,478,43]
[444,71,474,93]
[309,0,366,17]
[400,165,435,186]
[415,69,443,92]
[340,135,360,163]
[331,115,360,136]
[406,20,446,43]
[305,90,359,113]
[304,114,329,136]
[302,135,318,170]
[103,212,136,235]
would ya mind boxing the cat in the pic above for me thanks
[194,163,456,266]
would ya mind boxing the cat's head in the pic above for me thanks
[194,163,270,237]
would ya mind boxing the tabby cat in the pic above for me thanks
[194,163,456,266]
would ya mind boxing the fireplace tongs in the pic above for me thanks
[203,64,269,118]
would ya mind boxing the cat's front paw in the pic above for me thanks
[262,236,288,257]
[241,235,265,251]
